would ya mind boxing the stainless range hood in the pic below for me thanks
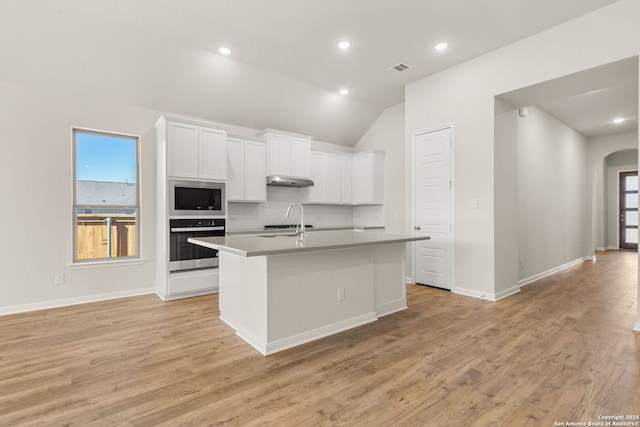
[267,176,314,187]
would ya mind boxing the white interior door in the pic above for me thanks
[413,127,452,289]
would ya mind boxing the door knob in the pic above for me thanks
[414,226,421,230]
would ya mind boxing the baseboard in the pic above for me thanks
[519,256,591,287]
[595,246,606,251]
[634,321,640,332]
[405,276,415,284]
[0,287,155,316]
[157,287,218,301]
[227,312,379,356]
[263,312,378,356]
[494,285,521,301]
[452,286,498,302]
[607,246,619,251]
[375,299,408,317]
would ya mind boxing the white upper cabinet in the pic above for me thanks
[167,122,199,178]
[307,151,384,205]
[198,127,227,180]
[324,153,342,204]
[226,137,244,201]
[244,141,267,202]
[227,137,266,203]
[167,120,227,180]
[266,133,292,176]
[291,137,311,178]
[261,130,312,179]
[340,155,352,205]
[352,152,384,205]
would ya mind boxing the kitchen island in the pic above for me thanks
[189,231,430,355]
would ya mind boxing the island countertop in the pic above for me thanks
[188,230,430,257]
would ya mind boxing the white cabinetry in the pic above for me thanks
[261,130,312,178]
[227,137,266,202]
[291,137,311,178]
[307,151,341,204]
[341,156,352,205]
[167,121,227,180]
[307,151,383,205]
[352,152,384,205]
[153,116,227,301]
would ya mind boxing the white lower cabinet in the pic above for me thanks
[227,137,266,202]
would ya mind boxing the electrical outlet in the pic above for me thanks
[337,288,345,302]
[54,273,65,285]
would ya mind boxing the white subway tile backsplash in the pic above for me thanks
[227,186,354,230]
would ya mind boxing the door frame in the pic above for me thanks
[411,123,455,289]
[618,169,639,250]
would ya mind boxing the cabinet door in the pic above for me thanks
[267,134,291,176]
[352,154,373,204]
[324,154,342,204]
[307,152,325,203]
[199,127,227,180]
[244,141,266,202]
[167,122,199,178]
[291,137,311,178]
[226,138,244,201]
[341,156,352,204]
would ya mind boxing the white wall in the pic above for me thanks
[0,80,161,312]
[494,98,519,296]
[0,79,357,313]
[517,106,589,281]
[405,0,640,297]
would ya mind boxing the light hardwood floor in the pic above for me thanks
[1,251,639,426]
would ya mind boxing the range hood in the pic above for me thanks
[267,176,314,187]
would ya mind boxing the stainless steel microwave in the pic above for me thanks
[169,179,225,216]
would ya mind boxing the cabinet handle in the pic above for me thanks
[414,226,421,230]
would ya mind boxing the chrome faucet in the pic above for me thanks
[285,203,305,236]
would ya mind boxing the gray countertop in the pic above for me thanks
[189,230,429,257]
[226,225,384,236]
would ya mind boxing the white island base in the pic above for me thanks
[218,243,406,355]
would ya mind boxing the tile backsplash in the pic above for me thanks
[227,186,354,230]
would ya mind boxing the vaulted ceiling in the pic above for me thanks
[0,0,621,145]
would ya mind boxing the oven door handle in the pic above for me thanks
[170,226,225,232]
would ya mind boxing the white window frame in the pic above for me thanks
[72,127,141,264]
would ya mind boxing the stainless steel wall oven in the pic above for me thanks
[169,218,225,272]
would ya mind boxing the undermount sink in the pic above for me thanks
[258,233,300,238]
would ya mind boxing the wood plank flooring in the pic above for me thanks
[1,251,639,426]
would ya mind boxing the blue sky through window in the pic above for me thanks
[76,132,137,183]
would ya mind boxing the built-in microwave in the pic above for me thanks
[169,179,225,216]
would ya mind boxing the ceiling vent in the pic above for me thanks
[388,63,411,75]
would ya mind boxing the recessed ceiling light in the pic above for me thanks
[338,41,351,50]
[435,42,448,51]
[613,117,625,124]
[339,88,349,96]
[219,47,232,55]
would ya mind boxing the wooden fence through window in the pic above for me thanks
[76,213,136,259]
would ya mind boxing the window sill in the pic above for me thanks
[68,258,147,270]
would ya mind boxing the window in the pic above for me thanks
[73,128,140,262]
